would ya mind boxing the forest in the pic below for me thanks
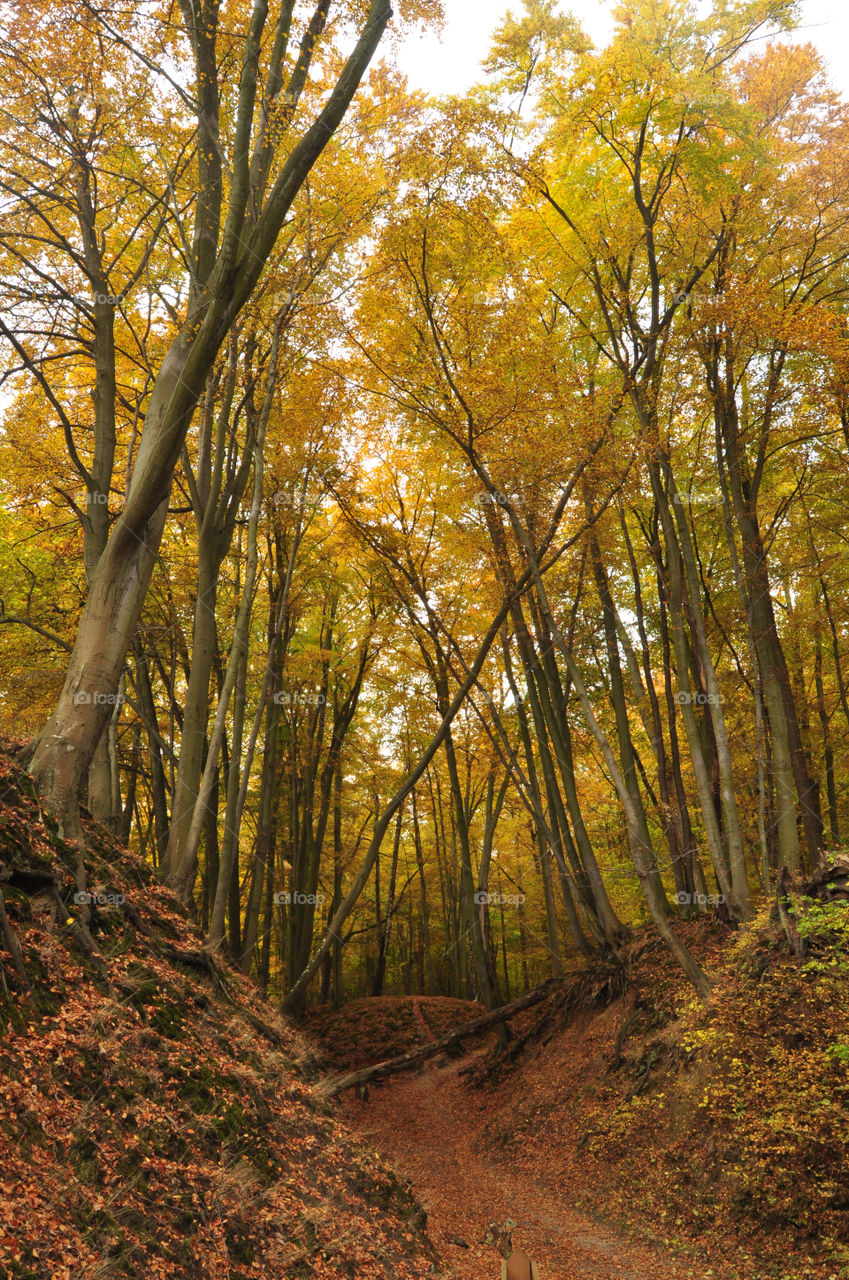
[1,1,848,1278]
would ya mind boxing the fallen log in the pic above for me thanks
[463,956,627,1088]
[317,978,559,1098]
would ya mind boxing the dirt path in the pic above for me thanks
[342,1050,691,1280]
[411,996,435,1044]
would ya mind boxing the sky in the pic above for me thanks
[395,0,849,99]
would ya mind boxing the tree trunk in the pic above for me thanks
[488,519,624,944]
[372,804,403,996]
[281,589,528,1013]
[28,0,394,832]
[499,502,712,998]
[814,615,840,847]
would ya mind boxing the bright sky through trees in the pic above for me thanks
[396,0,849,97]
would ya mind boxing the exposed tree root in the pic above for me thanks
[463,958,628,1088]
[776,867,807,958]
[48,886,118,998]
[0,859,130,1001]
[610,1000,648,1072]
[119,896,154,936]
[803,853,849,902]
[155,942,236,1003]
[0,886,29,989]
[0,838,242,1019]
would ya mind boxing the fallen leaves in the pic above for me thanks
[0,745,441,1279]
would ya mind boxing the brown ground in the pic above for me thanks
[341,998,695,1280]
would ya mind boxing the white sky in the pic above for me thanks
[395,0,849,99]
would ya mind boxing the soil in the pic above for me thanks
[341,998,694,1280]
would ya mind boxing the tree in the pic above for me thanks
[15,0,397,839]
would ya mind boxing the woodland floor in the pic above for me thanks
[341,1000,692,1280]
[2,718,844,1279]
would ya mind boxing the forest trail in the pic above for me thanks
[343,1043,691,1280]
[411,995,436,1044]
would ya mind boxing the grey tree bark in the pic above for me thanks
[28,0,394,835]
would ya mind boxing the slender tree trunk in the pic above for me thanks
[131,639,171,866]
[410,771,433,994]
[619,508,696,898]
[507,663,596,955]
[161,535,224,880]
[372,804,403,996]
[643,471,740,914]
[281,590,526,1013]
[658,461,750,916]
[28,0,394,832]
[714,386,821,869]
[167,403,267,903]
[332,762,344,1005]
[587,526,668,908]
[488,522,624,943]
[815,616,840,846]
[497,498,711,997]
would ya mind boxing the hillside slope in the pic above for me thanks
[0,744,441,1280]
[314,918,849,1280]
[303,996,489,1073]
